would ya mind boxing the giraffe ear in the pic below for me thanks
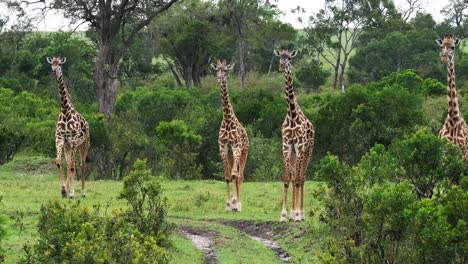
[273,50,281,57]
[436,39,443,47]
[46,57,52,64]
[210,63,217,70]
[226,63,235,70]
[454,37,461,46]
[60,57,67,64]
[290,50,298,58]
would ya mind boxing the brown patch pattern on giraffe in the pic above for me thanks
[47,56,90,198]
[211,59,249,212]
[274,49,315,222]
[436,35,468,159]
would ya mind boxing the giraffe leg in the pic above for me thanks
[64,145,77,199]
[221,148,232,211]
[56,140,66,198]
[289,151,298,221]
[300,149,312,221]
[231,149,242,212]
[237,147,248,213]
[281,149,291,222]
[293,154,304,222]
[79,142,89,198]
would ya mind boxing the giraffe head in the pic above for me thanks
[211,59,234,82]
[46,56,67,76]
[436,34,460,64]
[274,49,297,72]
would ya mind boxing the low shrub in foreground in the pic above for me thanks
[22,159,171,264]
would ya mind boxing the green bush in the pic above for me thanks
[389,129,465,198]
[419,78,446,97]
[23,160,171,264]
[295,62,329,92]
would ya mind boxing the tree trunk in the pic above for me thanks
[339,53,348,92]
[267,53,275,75]
[94,44,118,120]
[192,64,201,87]
[184,66,193,88]
[333,30,343,90]
[168,63,183,87]
[238,37,247,87]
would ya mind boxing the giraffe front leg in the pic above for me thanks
[221,151,232,211]
[293,155,304,222]
[56,140,66,198]
[64,145,77,199]
[231,152,241,212]
[281,153,291,222]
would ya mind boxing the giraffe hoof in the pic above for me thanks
[300,219,305,222]
[280,215,287,222]
[232,207,238,212]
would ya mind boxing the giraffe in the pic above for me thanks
[436,34,468,159]
[47,56,90,198]
[211,59,249,212]
[274,49,315,222]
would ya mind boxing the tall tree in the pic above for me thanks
[306,0,397,92]
[442,0,468,39]
[9,0,179,120]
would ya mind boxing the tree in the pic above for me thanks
[219,0,275,87]
[156,0,220,88]
[9,0,179,120]
[442,0,468,39]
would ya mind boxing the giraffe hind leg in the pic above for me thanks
[79,142,89,198]
[221,150,233,211]
[56,140,66,198]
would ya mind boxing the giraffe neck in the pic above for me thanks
[220,78,235,121]
[284,65,299,120]
[55,68,75,112]
[446,57,462,121]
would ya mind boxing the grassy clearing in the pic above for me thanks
[0,155,326,263]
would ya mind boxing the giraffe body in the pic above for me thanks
[47,56,90,198]
[274,49,315,222]
[211,59,249,212]
[436,35,468,158]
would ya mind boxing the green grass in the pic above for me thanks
[0,155,327,263]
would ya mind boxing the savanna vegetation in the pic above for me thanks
[0,0,468,263]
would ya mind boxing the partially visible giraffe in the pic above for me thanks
[436,34,468,159]
[211,59,249,212]
[47,56,90,198]
[274,49,315,222]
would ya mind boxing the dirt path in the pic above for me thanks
[179,226,218,264]
[216,219,291,263]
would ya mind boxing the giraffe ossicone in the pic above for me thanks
[47,56,90,199]
[214,59,249,213]
[274,49,315,222]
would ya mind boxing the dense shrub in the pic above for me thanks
[315,79,426,164]
[23,160,171,263]
[389,129,465,198]
[419,78,446,96]
[295,62,330,92]
[315,130,467,263]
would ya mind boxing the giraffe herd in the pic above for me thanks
[47,34,466,222]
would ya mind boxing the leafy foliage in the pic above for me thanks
[23,160,171,264]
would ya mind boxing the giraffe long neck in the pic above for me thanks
[446,58,462,121]
[284,66,298,120]
[55,68,74,111]
[220,78,235,120]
